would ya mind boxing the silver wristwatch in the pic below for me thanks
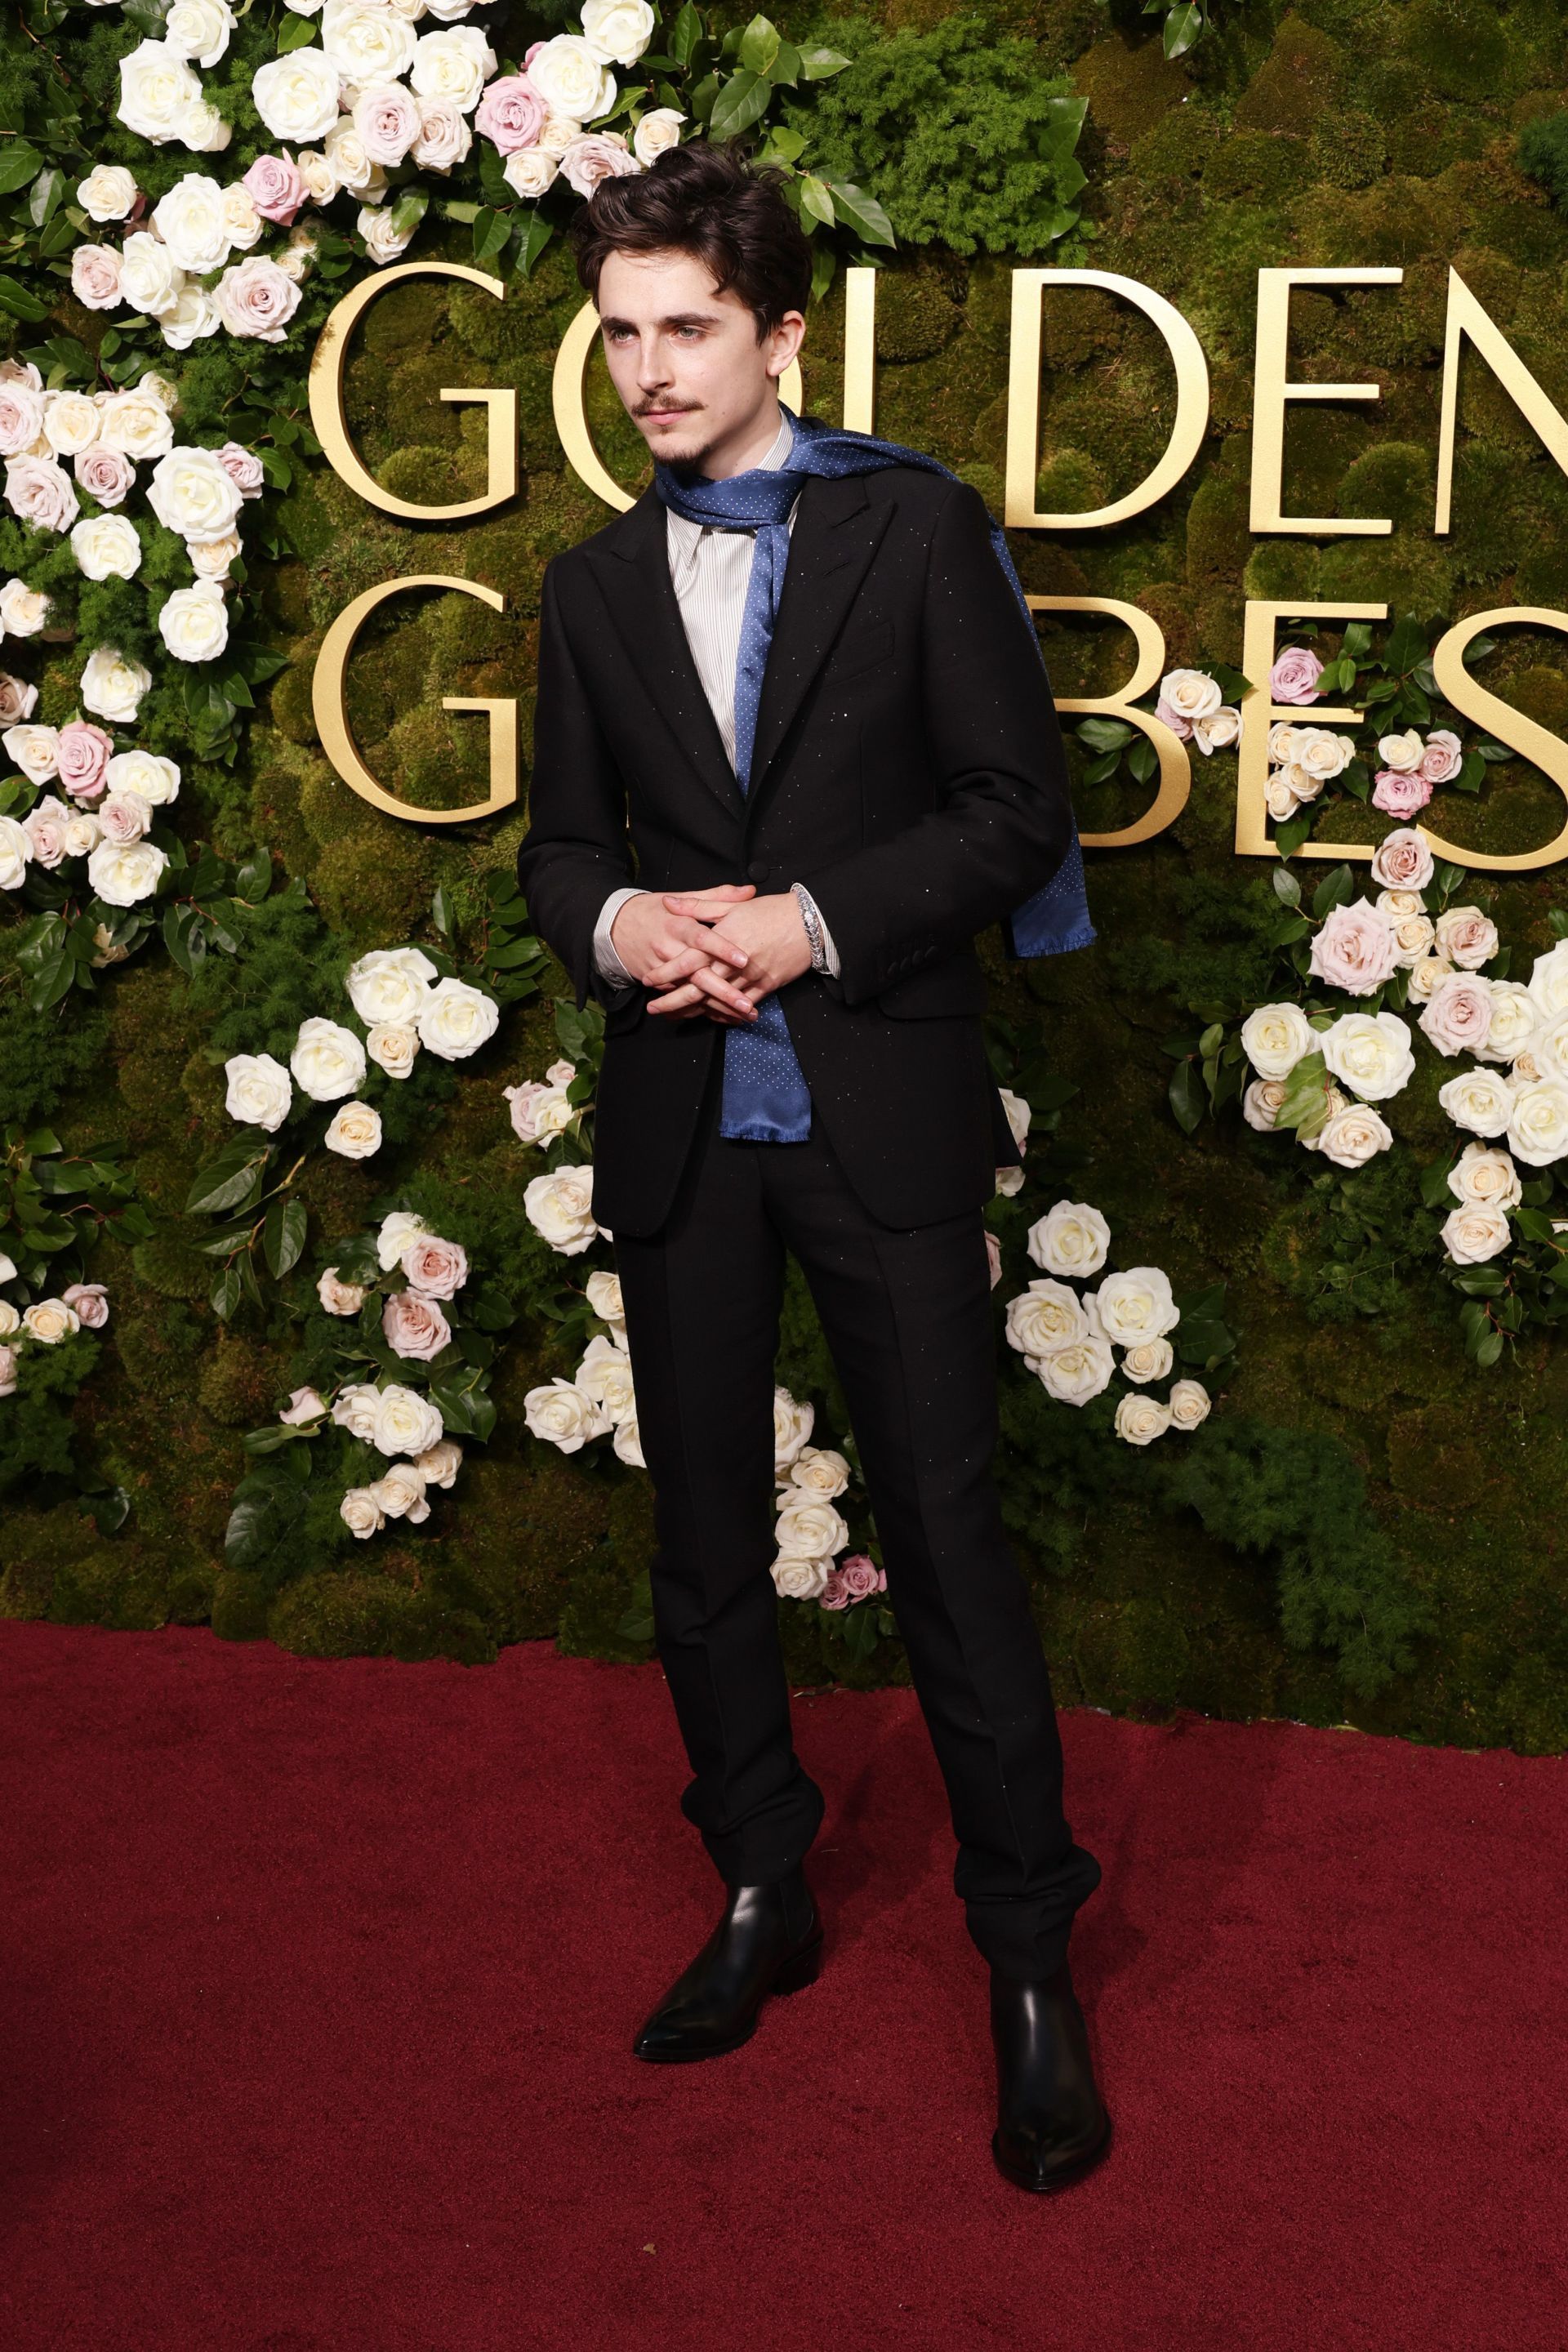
[791,880,828,974]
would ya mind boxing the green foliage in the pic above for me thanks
[1517,112,1568,212]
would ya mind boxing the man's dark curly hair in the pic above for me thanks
[571,143,813,338]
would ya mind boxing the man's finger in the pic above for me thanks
[664,919,749,968]
[662,884,755,911]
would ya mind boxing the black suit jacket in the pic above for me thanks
[516,457,1077,1237]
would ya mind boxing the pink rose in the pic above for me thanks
[23,795,72,868]
[354,82,422,167]
[1270,645,1324,706]
[1370,768,1432,818]
[559,133,640,199]
[985,1231,1002,1290]
[0,380,44,458]
[0,671,38,724]
[1369,826,1434,892]
[1308,898,1400,996]
[71,246,122,313]
[474,74,548,154]
[818,1569,850,1611]
[243,154,307,226]
[98,789,151,843]
[55,719,114,803]
[402,1234,469,1299]
[5,455,80,534]
[1419,728,1463,786]
[61,1281,109,1329]
[213,257,301,344]
[74,444,135,509]
[840,1554,884,1601]
[279,1384,327,1423]
[1152,694,1192,741]
[382,1288,453,1361]
[217,439,265,498]
[1419,973,1494,1058]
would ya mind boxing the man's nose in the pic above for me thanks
[637,333,672,389]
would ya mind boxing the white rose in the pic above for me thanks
[296,148,341,204]
[376,1210,427,1272]
[0,813,29,889]
[1093,1267,1179,1344]
[582,0,656,65]
[538,113,584,158]
[165,0,235,68]
[1191,704,1241,755]
[1506,1079,1568,1168]
[1293,726,1352,782]
[1320,1009,1414,1102]
[43,391,102,457]
[1386,908,1435,967]
[105,750,180,806]
[1265,773,1303,822]
[502,149,559,199]
[371,1461,430,1523]
[1377,728,1423,773]
[189,528,240,578]
[1168,1378,1211,1432]
[318,1265,366,1316]
[62,815,101,858]
[775,1494,849,1561]
[416,975,499,1059]
[87,837,166,907]
[1119,1337,1174,1384]
[117,38,203,144]
[1242,1076,1288,1131]
[214,256,301,342]
[3,724,59,783]
[1004,1278,1087,1360]
[524,1376,608,1454]
[253,49,344,144]
[1114,1391,1170,1446]
[341,1487,385,1539]
[1025,1198,1111,1279]
[98,789,152,844]
[612,1414,645,1469]
[0,579,50,635]
[772,1554,831,1601]
[1434,905,1499,971]
[1531,1009,1568,1085]
[1036,1335,1115,1405]
[332,1383,381,1441]
[158,581,229,664]
[1476,981,1537,1066]
[1437,1067,1515,1139]
[1277,760,1323,804]
[7,456,80,533]
[632,105,685,165]
[773,1384,814,1472]
[526,35,616,122]
[359,203,419,264]
[151,173,232,272]
[158,284,220,353]
[586,1268,625,1333]
[1441,1204,1512,1265]
[786,1446,851,1500]
[24,1298,82,1344]
[0,1298,20,1338]
[176,99,232,156]
[97,390,174,461]
[119,230,185,319]
[1448,1143,1521,1212]
[366,1022,420,1079]
[323,0,418,83]
[371,1384,444,1459]
[324,1100,382,1159]
[416,1439,463,1490]
[291,1014,367,1102]
[410,25,497,109]
[1240,1000,1316,1080]
[1158,666,1223,724]
[222,186,263,252]
[225,1053,292,1129]
[1267,723,1303,764]
[1527,938,1568,1019]
[324,118,388,202]
[69,513,141,582]
[1405,954,1453,1004]
[78,164,139,223]
[1316,1102,1392,1169]
[354,81,423,165]
[524,1165,599,1255]
[576,1333,636,1424]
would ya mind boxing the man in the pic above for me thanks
[518,144,1110,2194]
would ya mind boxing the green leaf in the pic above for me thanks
[670,2,703,69]
[1274,813,1314,860]
[1036,94,1088,161]
[28,165,65,229]
[1312,864,1354,920]
[187,1139,270,1217]
[799,173,835,228]
[1272,865,1301,906]
[1383,612,1427,675]
[1076,716,1134,754]
[431,882,455,938]
[738,14,781,74]
[1164,1,1205,59]
[809,242,838,305]
[243,1423,314,1454]
[472,207,510,265]
[211,1265,243,1321]
[262,1196,307,1281]
[1274,1049,1332,1139]
[708,67,773,142]
[1169,1058,1205,1135]
[0,141,44,195]
[234,845,271,904]
[826,179,896,248]
[769,40,800,87]
[797,44,852,78]
[1419,1153,1456,1209]
[0,273,51,324]
[516,210,554,278]
[275,9,318,51]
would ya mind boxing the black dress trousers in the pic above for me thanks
[612,1069,1102,1984]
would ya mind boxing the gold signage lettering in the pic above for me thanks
[309,262,518,522]
[1030,596,1190,848]
[312,575,517,823]
[1423,608,1568,869]
[1249,268,1403,535]
[1435,269,1568,535]
[1236,600,1387,860]
[1005,270,1209,532]
[842,265,876,434]
[554,303,805,513]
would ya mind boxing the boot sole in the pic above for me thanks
[633,1934,824,2065]
[991,2111,1113,2195]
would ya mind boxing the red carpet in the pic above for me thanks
[1,1624,1563,2352]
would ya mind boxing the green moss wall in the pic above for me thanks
[6,0,1568,1754]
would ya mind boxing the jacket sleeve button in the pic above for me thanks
[746,858,769,883]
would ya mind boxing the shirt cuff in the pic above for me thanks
[593,886,644,987]
[795,884,841,978]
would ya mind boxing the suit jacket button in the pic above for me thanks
[746,858,769,883]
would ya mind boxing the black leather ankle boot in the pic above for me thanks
[633,1866,822,2063]
[990,1961,1112,2193]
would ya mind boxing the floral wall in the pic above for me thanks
[4,0,1568,1757]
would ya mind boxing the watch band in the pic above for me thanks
[791,880,827,973]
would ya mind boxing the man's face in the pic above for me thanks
[596,247,804,476]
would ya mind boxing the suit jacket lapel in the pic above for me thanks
[584,488,744,821]
[744,473,893,815]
